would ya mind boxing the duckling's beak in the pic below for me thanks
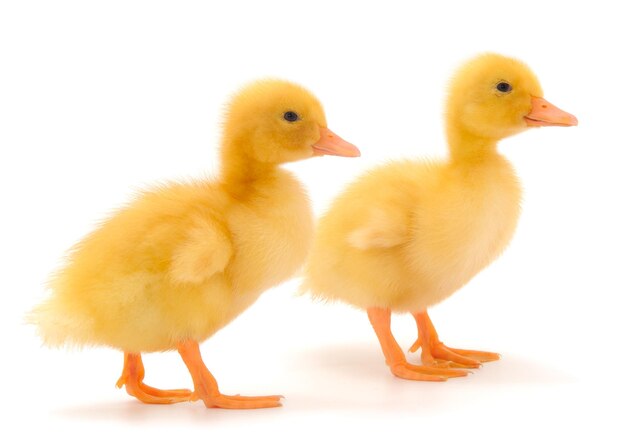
[525,97,578,127]
[313,127,361,157]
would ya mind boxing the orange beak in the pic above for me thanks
[313,127,360,157]
[524,97,578,127]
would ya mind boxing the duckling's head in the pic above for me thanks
[221,79,359,167]
[445,53,577,144]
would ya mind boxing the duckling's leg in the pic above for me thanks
[116,353,192,404]
[409,311,500,369]
[177,340,282,409]
[366,307,468,381]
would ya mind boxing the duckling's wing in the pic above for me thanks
[170,216,233,284]
[347,207,409,250]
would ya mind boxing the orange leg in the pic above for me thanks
[409,311,500,369]
[116,353,192,404]
[177,340,282,409]
[366,307,468,381]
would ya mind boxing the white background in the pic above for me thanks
[2,1,625,441]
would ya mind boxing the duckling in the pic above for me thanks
[303,54,577,381]
[30,79,359,408]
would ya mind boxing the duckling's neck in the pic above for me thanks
[219,146,278,196]
[446,127,499,165]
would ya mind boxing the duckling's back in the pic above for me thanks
[31,180,230,351]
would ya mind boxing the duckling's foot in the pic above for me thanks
[178,340,282,409]
[116,353,192,404]
[367,307,469,382]
[410,311,500,369]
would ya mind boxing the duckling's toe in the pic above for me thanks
[446,347,500,363]
[208,394,283,409]
[419,342,499,369]
[138,384,192,399]
[420,357,476,369]
[122,382,192,404]
[390,361,468,381]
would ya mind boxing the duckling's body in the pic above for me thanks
[31,79,359,408]
[311,155,521,312]
[45,170,312,353]
[304,54,577,381]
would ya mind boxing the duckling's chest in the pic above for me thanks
[412,163,522,296]
[227,175,314,296]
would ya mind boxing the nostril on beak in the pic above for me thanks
[541,105,547,109]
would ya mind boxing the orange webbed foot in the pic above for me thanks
[117,353,192,404]
[178,340,282,410]
[411,312,500,369]
[367,307,470,382]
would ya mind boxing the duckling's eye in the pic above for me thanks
[283,111,299,122]
[496,81,512,93]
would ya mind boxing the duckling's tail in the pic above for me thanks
[26,297,96,349]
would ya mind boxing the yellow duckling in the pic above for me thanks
[30,79,359,408]
[303,54,577,381]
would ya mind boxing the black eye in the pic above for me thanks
[283,111,299,122]
[496,81,512,93]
